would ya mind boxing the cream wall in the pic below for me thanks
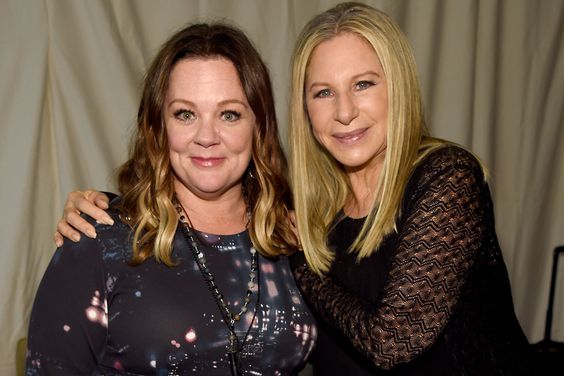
[1,0,563,373]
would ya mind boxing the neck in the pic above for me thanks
[174,180,248,235]
[343,157,384,218]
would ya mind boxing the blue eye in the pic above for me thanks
[356,80,375,90]
[314,89,332,98]
[174,109,196,123]
[220,110,241,122]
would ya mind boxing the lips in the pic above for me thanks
[332,128,368,144]
[190,157,225,167]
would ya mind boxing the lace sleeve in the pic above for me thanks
[293,150,487,369]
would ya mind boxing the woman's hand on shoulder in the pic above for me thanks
[54,190,113,247]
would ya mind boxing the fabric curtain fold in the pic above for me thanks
[1,0,562,373]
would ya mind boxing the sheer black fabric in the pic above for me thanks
[27,201,316,375]
[292,146,531,375]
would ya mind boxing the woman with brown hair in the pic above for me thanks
[27,22,315,375]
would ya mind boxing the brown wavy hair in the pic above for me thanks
[117,23,296,265]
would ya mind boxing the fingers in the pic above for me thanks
[85,190,110,210]
[53,231,64,248]
[74,199,114,226]
[65,190,114,226]
[56,217,82,243]
[66,210,98,238]
[55,190,114,246]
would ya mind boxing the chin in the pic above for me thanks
[194,184,228,195]
[334,154,370,168]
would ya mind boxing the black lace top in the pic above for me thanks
[27,204,316,375]
[291,146,531,375]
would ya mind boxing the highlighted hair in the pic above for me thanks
[118,23,297,265]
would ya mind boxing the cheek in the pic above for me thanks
[305,102,325,139]
[225,128,254,157]
[166,127,188,152]
[168,139,182,153]
[310,126,324,146]
[363,93,388,121]
[242,134,254,158]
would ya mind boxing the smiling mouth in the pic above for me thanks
[332,128,368,144]
[191,157,225,167]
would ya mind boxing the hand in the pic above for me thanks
[54,190,113,247]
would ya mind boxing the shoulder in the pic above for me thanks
[80,198,130,239]
[260,253,296,275]
[401,144,489,213]
[418,144,484,174]
[411,144,486,186]
[66,195,131,262]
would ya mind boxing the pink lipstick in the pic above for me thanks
[332,128,367,144]
[191,157,225,167]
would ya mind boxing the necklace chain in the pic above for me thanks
[174,197,259,375]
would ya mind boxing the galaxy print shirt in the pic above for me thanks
[26,207,316,375]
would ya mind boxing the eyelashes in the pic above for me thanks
[220,110,241,122]
[172,109,242,123]
[314,89,332,99]
[173,109,196,122]
[312,80,376,99]
[355,80,375,90]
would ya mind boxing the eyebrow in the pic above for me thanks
[217,99,249,108]
[167,99,195,109]
[307,70,382,91]
[167,98,250,109]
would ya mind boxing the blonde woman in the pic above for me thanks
[288,2,530,375]
[27,23,315,375]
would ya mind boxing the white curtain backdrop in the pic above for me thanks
[1,0,562,373]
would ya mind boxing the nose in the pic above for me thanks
[193,118,220,148]
[335,93,359,125]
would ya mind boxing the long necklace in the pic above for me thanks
[174,198,259,376]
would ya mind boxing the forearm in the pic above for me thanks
[293,148,487,369]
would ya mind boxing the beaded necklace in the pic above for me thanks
[174,198,259,376]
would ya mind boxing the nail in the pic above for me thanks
[86,229,97,239]
[72,234,81,242]
[96,216,114,226]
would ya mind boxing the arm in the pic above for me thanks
[293,150,486,369]
[54,190,115,247]
[27,225,109,373]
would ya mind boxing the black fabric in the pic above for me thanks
[27,202,316,375]
[292,146,531,375]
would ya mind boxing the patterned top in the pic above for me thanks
[292,146,531,375]
[27,204,316,375]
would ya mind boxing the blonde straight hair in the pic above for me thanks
[290,2,447,275]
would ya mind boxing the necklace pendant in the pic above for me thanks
[174,196,257,376]
[227,332,239,354]
[227,333,241,376]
